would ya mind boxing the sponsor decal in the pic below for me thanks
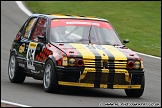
[19,63,25,67]
[85,45,107,50]
[35,47,52,62]
[31,70,40,74]
[24,18,36,38]
[19,43,25,53]
[66,22,100,26]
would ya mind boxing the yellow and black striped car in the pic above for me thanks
[8,14,145,97]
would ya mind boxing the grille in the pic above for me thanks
[84,59,127,69]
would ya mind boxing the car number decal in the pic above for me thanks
[26,42,38,70]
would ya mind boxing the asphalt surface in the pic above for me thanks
[1,1,161,107]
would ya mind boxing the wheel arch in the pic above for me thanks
[10,48,18,56]
[8,49,26,83]
[44,55,58,72]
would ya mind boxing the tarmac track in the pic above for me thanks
[1,1,161,107]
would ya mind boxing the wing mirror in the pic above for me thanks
[123,39,129,45]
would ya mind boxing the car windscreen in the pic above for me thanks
[50,19,122,45]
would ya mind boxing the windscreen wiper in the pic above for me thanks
[88,23,92,44]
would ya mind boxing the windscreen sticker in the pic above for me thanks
[66,22,100,26]
[50,19,113,30]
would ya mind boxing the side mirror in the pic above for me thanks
[123,39,129,45]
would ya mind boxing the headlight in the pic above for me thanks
[134,61,140,69]
[62,57,68,66]
[61,57,84,67]
[69,58,76,66]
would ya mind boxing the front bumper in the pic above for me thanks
[57,66,144,89]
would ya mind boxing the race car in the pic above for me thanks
[8,14,145,97]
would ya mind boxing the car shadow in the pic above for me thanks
[59,86,127,98]
[21,81,138,99]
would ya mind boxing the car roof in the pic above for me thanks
[30,14,109,22]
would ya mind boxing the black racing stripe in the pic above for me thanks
[85,47,102,88]
[83,45,102,87]
[108,69,115,88]
[84,45,101,59]
[66,44,83,58]
[94,68,102,88]
[94,58,102,88]
[102,49,115,89]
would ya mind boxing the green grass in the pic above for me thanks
[26,1,161,57]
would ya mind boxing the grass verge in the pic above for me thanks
[26,1,161,57]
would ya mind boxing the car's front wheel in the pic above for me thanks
[8,53,26,83]
[125,76,145,98]
[43,59,60,93]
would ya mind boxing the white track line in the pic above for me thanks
[1,100,31,107]
[136,52,161,59]
[15,1,32,16]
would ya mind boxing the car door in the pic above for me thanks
[16,16,38,71]
[26,17,48,76]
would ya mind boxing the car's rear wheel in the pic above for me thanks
[43,59,60,93]
[125,76,145,98]
[8,53,26,83]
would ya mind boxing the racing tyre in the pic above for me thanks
[125,76,145,98]
[8,53,26,83]
[43,59,60,93]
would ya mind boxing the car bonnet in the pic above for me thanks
[50,43,139,60]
